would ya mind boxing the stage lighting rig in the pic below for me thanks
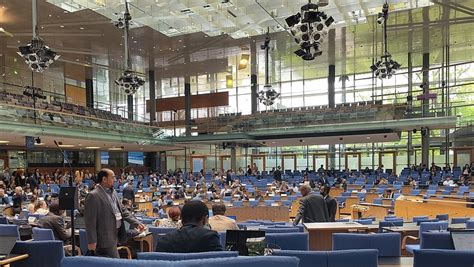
[257,85,280,106]
[285,0,334,61]
[115,70,145,95]
[370,53,401,79]
[17,0,59,72]
[115,0,145,95]
[370,1,400,79]
[257,31,280,106]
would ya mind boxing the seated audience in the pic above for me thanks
[155,200,223,253]
[38,201,71,243]
[208,203,239,232]
[153,205,182,228]
[12,186,26,214]
[34,199,49,215]
[0,188,9,205]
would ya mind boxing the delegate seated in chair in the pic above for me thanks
[155,200,223,253]
[38,201,71,243]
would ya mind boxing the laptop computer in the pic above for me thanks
[450,229,474,251]
[225,230,265,256]
[74,216,86,229]
[0,236,18,260]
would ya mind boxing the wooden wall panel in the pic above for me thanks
[146,91,229,112]
[65,84,86,106]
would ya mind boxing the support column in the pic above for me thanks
[94,150,101,172]
[250,39,258,114]
[85,67,94,108]
[148,70,156,123]
[420,7,430,167]
[422,127,430,166]
[145,152,158,172]
[328,29,336,109]
[127,95,133,120]
[328,29,336,168]
[230,147,237,171]
[159,151,167,173]
[184,77,191,136]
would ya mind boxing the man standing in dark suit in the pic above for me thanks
[38,201,71,243]
[320,185,337,222]
[293,185,329,225]
[156,200,223,253]
[84,169,145,258]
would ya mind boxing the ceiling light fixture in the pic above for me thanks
[285,0,334,61]
[238,54,249,70]
[114,0,145,95]
[0,141,10,144]
[58,144,75,148]
[17,0,60,73]
[370,1,401,79]
[85,146,101,149]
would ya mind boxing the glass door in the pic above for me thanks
[191,157,205,173]
[220,156,231,172]
[282,154,296,172]
[379,151,396,174]
[313,154,328,171]
[345,153,361,171]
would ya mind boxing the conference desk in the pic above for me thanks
[382,222,467,256]
[0,254,28,267]
[394,196,474,220]
[136,201,153,217]
[304,222,369,251]
[225,206,289,222]
[382,222,467,233]
[351,203,392,220]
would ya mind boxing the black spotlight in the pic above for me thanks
[285,13,301,27]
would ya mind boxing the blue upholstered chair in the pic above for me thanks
[467,220,474,229]
[272,249,379,267]
[0,224,20,239]
[218,231,226,248]
[378,220,403,232]
[11,240,64,267]
[416,218,439,225]
[403,221,449,254]
[237,222,261,229]
[78,229,88,255]
[33,228,55,240]
[384,217,404,221]
[148,227,178,250]
[332,233,401,257]
[435,214,448,221]
[413,249,474,267]
[412,216,429,223]
[248,200,259,207]
[265,233,309,251]
[419,232,454,250]
[232,201,243,207]
[137,251,238,261]
[451,217,470,224]
[354,219,372,225]
[0,216,8,224]
[61,255,300,267]
[259,227,300,233]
